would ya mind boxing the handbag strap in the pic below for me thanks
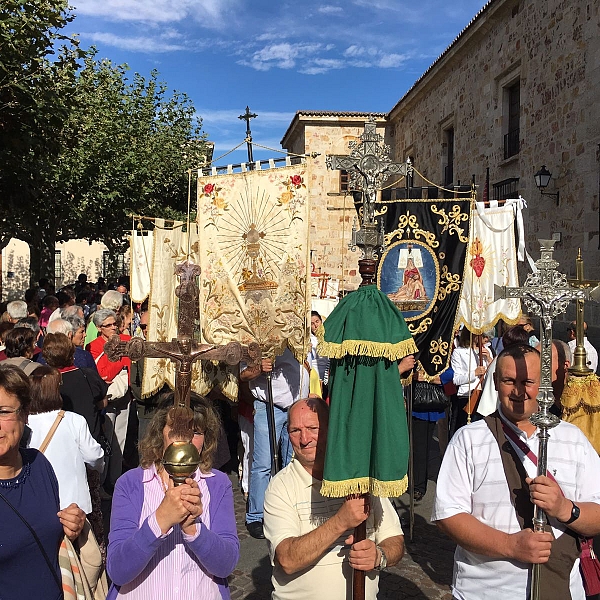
[38,410,65,454]
[0,488,63,593]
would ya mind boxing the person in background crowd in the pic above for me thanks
[0,365,86,599]
[309,311,330,398]
[41,318,98,371]
[116,305,133,336]
[48,288,76,324]
[39,295,59,330]
[1,327,41,375]
[87,308,132,491]
[0,322,14,359]
[566,320,598,374]
[27,366,104,515]
[450,328,491,436]
[85,290,123,347]
[14,316,43,360]
[6,300,28,324]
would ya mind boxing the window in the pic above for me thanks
[340,169,350,193]
[103,251,127,279]
[54,250,62,283]
[444,128,454,185]
[504,81,520,159]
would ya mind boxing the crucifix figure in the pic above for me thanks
[326,116,411,284]
[104,261,260,477]
[494,239,589,600]
[238,105,257,165]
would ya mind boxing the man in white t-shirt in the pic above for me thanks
[264,398,404,600]
[433,344,600,600]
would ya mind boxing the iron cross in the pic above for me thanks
[105,261,261,412]
[238,105,258,164]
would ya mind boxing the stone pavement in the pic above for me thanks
[227,478,455,600]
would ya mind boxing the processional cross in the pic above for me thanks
[105,261,260,481]
[326,116,411,284]
[494,239,590,600]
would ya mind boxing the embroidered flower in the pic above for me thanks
[203,183,215,195]
[290,175,303,187]
[279,191,293,205]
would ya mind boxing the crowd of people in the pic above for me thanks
[1,272,599,600]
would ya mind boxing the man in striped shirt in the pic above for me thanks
[263,398,404,600]
[433,344,600,600]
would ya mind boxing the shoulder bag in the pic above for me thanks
[412,380,450,412]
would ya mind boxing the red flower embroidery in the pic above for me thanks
[204,183,215,194]
[290,175,303,187]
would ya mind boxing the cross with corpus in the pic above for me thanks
[326,116,411,226]
[326,116,411,284]
[104,260,261,419]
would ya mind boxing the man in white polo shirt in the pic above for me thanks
[433,344,600,600]
[263,398,404,600]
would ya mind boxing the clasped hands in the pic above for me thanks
[335,495,379,572]
[507,475,571,564]
[156,477,203,535]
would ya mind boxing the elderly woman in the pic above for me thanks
[107,397,239,599]
[0,365,85,598]
[87,308,132,489]
[43,332,107,441]
[28,366,104,513]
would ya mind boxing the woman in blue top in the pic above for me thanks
[0,365,85,600]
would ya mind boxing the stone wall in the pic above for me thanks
[388,0,600,281]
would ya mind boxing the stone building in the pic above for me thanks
[282,0,600,315]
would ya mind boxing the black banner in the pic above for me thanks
[377,199,471,376]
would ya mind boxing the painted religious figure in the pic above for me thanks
[378,241,438,319]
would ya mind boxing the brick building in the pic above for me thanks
[282,0,600,316]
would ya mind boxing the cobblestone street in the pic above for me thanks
[227,478,455,600]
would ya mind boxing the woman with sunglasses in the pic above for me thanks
[87,308,132,491]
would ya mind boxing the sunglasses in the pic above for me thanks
[140,324,147,331]
[101,322,118,328]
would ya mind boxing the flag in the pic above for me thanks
[378,198,471,377]
[130,228,154,303]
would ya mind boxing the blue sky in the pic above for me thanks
[67,0,488,166]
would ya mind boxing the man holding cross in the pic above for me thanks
[433,343,600,599]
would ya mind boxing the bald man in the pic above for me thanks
[263,398,403,600]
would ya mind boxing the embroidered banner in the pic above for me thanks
[130,229,154,303]
[196,163,312,365]
[378,198,471,377]
[456,201,521,334]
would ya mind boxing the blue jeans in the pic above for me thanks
[246,400,293,523]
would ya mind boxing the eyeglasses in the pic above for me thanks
[139,324,147,331]
[0,407,21,422]
[101,322,118,329]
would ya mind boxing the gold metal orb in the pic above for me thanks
[162,441,201,486]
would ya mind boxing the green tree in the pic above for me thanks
[0,0,83,273]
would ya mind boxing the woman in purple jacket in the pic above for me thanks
[107,397,239,599]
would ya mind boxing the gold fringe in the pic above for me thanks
[318,337,418,361]
[320,475,408,498]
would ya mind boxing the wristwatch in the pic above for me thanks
[375,545,387,570]
[560,501,580,525]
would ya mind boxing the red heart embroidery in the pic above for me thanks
[470,255,485,278]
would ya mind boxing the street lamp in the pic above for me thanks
[534,165,559,205]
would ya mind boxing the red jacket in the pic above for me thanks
[87,334,131,384]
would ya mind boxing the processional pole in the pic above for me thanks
[327,117,411,600]
[494,239,589,600]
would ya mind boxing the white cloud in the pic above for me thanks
[85,31,186,52]
[318,5,343,14]
[241,42,324,71]
[72,0,238,27]
[378,53,408,68]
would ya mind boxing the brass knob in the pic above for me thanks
[162,441,201,486]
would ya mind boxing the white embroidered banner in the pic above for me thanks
[196,163,312,364]
[457,203,521,333]
[130,229,154,303]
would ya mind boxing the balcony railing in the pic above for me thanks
[504,128,520,159]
